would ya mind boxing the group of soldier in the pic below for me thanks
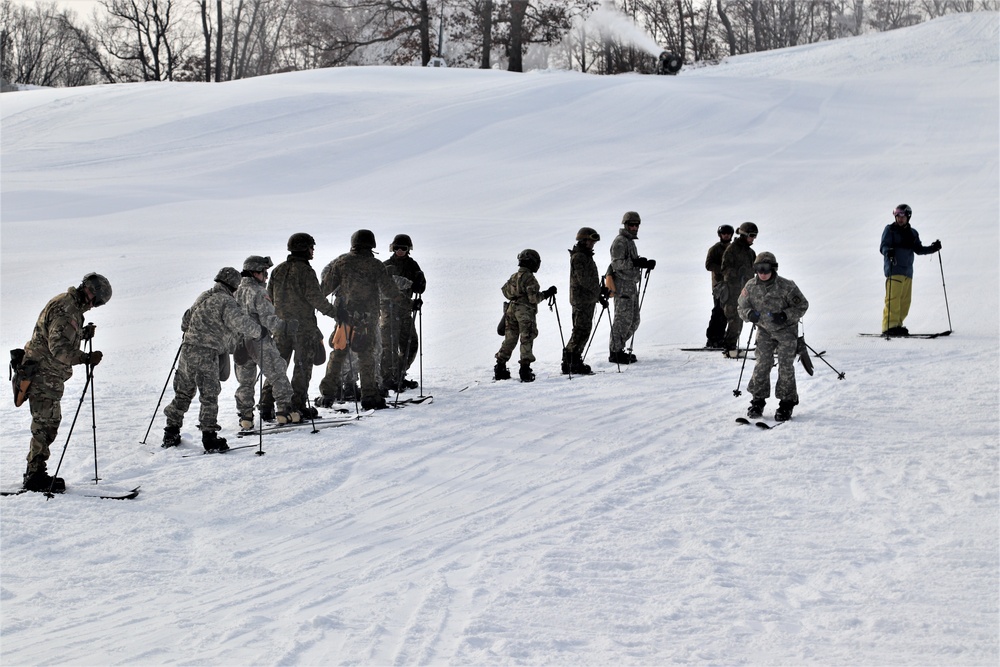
[11,205,941,490]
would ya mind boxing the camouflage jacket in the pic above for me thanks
[23,287,91,381]
[235,276,285,337]
[501,268,542,314]
[610,228,640,287]
[321,250,408,324]
[721,237,756,301]
[383,254,426,294]
[267,255,337,327]
[705,240,730,287]
[569,244,600,307]
[181,283,262,353]
[737,274,809,336]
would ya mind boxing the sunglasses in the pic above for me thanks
[754,264,773,274]
[391,245,409,251]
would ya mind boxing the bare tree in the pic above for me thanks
[94,0,190,80]
[0,0,97,86]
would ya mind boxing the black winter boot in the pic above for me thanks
[775,400,795,422]
[609,350,633,364]
[561,349,572,375]
[162,425,182,448]
[747,398,766,419]
[259,405,276,422]
[361,395,387,410]
[519,361,535,383]
[238,410,254,431]
[202,430,229,452]
[22,462,64,493]
[494,361,511,381]
[570,354,593,375]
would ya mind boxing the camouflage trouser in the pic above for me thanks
[164,344,222,432]
[235,336,293,415]
[748,327,799,403]
[496,301,538,365]
[567,302,596,356]
[25,369,67,473]
[320,320,379,400]
[610,289,640,352]
[379,308,418,385]
[722,294,745,350]
[706,296,727,346]
[263,326,320,412]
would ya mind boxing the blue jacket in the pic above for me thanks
[880,222,935,278]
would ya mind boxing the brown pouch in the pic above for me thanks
[10,349,37,407]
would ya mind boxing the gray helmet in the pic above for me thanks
[390,234,413,251]
[738,221,758,236]
[287,232,316,252]
[753,251,777,274]
[517,248,541,272]
[717,224,735,236]
[576,227,600,242]
[893,203,912,218]
[215,266,241,291]
[621,211,641,225]
[81,273,112,307]
[243,255,273,273]
[351,229,377,250]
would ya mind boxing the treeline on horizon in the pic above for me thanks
[1,0,997,88]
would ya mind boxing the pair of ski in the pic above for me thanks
[236,408,377,438]
[317,394,434,412]
[735,417,783,430]
[1,485,141,500]
[858,330,951,339]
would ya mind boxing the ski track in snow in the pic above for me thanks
[1,12,997,666]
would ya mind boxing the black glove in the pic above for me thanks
[336,302,351,325]
[598,295,610,309]
[770,311,788,324]
[887,248,895,264]
[260,325,268,339]
[84,350,103,367]
[413,271,426,294]
[930,240,942,252]
[633,257,648,268]
[645,259,656,271]
[412,297,423,312]
[542,286,557,299]
[284,319,299,336]
[81,323,96,341]
[748,310,761,324]
[600,285,610,300]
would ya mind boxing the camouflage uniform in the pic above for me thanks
[720,236,756,350]
[738,273,809,405]
[234,276,294,417]
[165,283,262,433]
[264,254,337,413]
[567,242,600,358]
[380,253,425,389]
[319,249,408,403]
[496,268,543,365]
[21,287,93,475]
[609,227,641,353]
[705,238,730,347]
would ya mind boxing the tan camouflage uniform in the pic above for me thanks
[738,274,809,404]
[379,254,425,388]
[234,276,294,417]
[705,238,730,346]
[567,243,600,357]
[609,228,641,353]
[265,254,337,413]
[21,287,93,474]
[165,283,262,432]
[496,268,543,365]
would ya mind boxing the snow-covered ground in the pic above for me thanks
[1,12,997,666]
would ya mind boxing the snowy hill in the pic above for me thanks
[1,12,997,665]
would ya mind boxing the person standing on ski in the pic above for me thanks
[317,229,409,410]
[16,273,111,491]
[608,211,655,364]
[494,249,557,382]
[738,252,809,422]
[720,222,758,357]
[234,255,301,429]
[163,268,263,452]
[705,224,734,348]
[379,234,426,393]
[264,233,338,420]
[879,204,941,336]
[564,227,606,375]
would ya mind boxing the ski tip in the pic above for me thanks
[735,417,751,425]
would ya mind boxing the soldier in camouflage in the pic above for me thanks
[494,249,557,383]
[163,267,263,452]
[318,230,409,410]
[737,252,809,422]
[705,224,734,348]
[18,273,111,491]
[379,234,426,393]
[234,255,301,429]
[720,222,758,356]
[564,227,606,375]
[263,233,338,420]
[609,211,655,364]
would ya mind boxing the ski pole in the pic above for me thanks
[417,307,425,398]
[87,337,100,483]
[345,327,361,415]
[389,303,404,407]
[938,252,953,333]
[548,294,570,379]
[47,369,94,498]
[257,336,265,455]
[732,323,755,397]
[141,342,182,444]
[625,268,652,359]
[803,341,846,380]
[582,303,607,364]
